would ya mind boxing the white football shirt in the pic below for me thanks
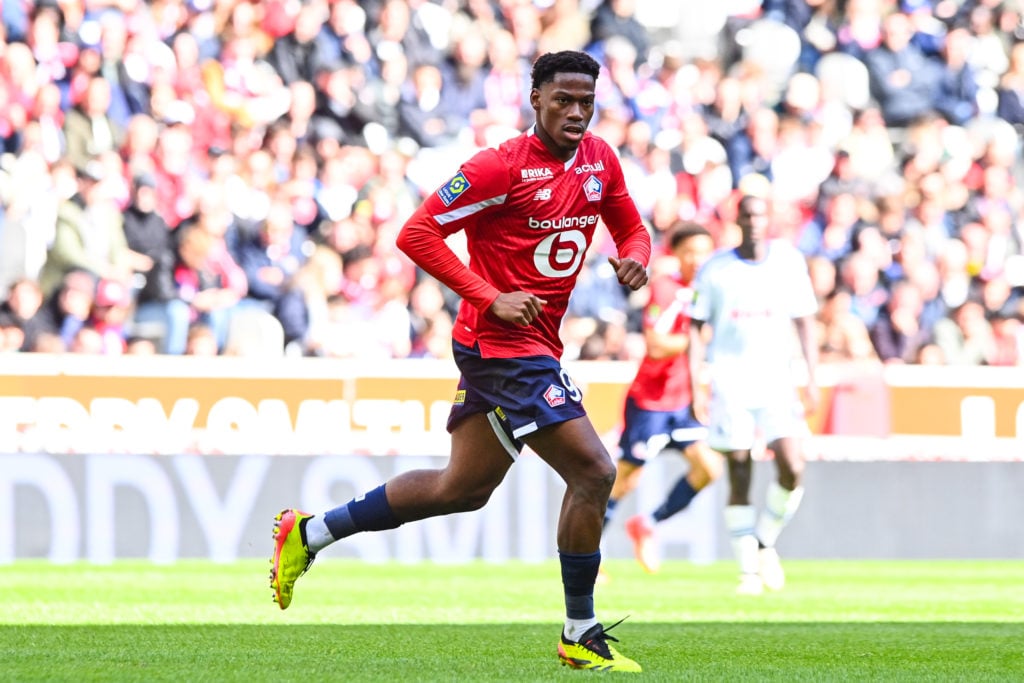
[691,240,818,406]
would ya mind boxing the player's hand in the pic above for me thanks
[691,387,710,425]
[800,382,821,417]
[608,256,648,290]
[490,291,547,327]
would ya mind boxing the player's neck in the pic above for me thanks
[737,240,768,262]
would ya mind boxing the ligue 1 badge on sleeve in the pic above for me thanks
[438,171,471,206]
[583,175,602,202]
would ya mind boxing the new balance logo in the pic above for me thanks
[534,188,552,201]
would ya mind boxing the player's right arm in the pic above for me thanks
[395,152,547,327]
[688,320,709,424]
[688,261,716,424]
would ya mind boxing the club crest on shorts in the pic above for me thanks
[543,384,566,407]
[437,171,471,206]
[582,175,602,202]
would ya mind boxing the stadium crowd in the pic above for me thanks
[1,0,1023,366]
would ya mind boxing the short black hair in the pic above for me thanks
[737,194,767,217]
[668,222,712,250]
[531,51,600,91]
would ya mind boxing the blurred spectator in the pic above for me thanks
[726,107,780,189]
[589,0,650,64]
[817,287,880,364]
[63,75,122,171]
[318,0,375,71]
[988,309,1024,365]
[863,11,940,128]
[35,268,96,349]
[134,224,246,355]
[126,337,158,355]
[932,298,996,365]
[838,250,889,326]
[965,3,1010,90]
[123,173,176,309]
[398,63,460,148]
[37,161,131,297]
[368,0,443,69]
[69,325,104,354]
[996,41,1024,124]
[89,277,132,355]
[439,29,488,130]
[0,311,26,353]
[798,191,861,261]
[0,278,47,351]
[266,0,332,85]
[839,106,895,182]
[869,279,932,363]
[933,27,981,126]
[482,29,533,134]
[0,150,59,291]
[184,323,219,356]
[233,199,310,344]
[287,244,343,356]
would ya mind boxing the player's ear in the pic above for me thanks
[529,88,541,111]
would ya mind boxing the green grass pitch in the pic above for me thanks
[3,559,1023,681]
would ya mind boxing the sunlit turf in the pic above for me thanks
[4,560,1023,681]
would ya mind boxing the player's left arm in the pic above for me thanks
[599,151,651,290]
[793,314,820,416]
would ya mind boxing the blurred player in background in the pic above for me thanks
[269,50,651,672]
[688,195,819,596]
[602,222,721,574]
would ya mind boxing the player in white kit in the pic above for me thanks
[688,195,819,595]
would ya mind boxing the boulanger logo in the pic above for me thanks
[437,171,471,206]
[534,230,587,278]
[527,214,599,230]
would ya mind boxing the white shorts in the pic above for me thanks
[706,389,809,451]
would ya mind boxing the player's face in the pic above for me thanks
[531,72,596,161]
[676,234,714,281]
[737,198,770,243]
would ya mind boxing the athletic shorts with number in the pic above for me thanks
[618,396,708,466]
[446,340,587,459]
[707,388,809,452]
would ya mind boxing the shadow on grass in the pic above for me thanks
[6,622,1024,682]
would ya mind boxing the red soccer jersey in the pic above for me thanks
[626,273,694,410]
[397,128,650,359]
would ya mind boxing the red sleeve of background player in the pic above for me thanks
[395,150,509,312]
[598,148,652,267]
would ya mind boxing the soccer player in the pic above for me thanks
[688,195,819,596]
[270,50,650,673]
[602,222,722,574]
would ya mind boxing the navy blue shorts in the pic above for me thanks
[446,341,588,456]
[617,396,707,466]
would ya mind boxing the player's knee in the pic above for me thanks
[777,465,803,491]
[688,445,725,485]
[572,457,616,500]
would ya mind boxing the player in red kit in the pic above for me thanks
[601,223,721,575]
[269,51,650,672]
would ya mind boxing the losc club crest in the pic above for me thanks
[543,384,566,407]
[582,175,602,202]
